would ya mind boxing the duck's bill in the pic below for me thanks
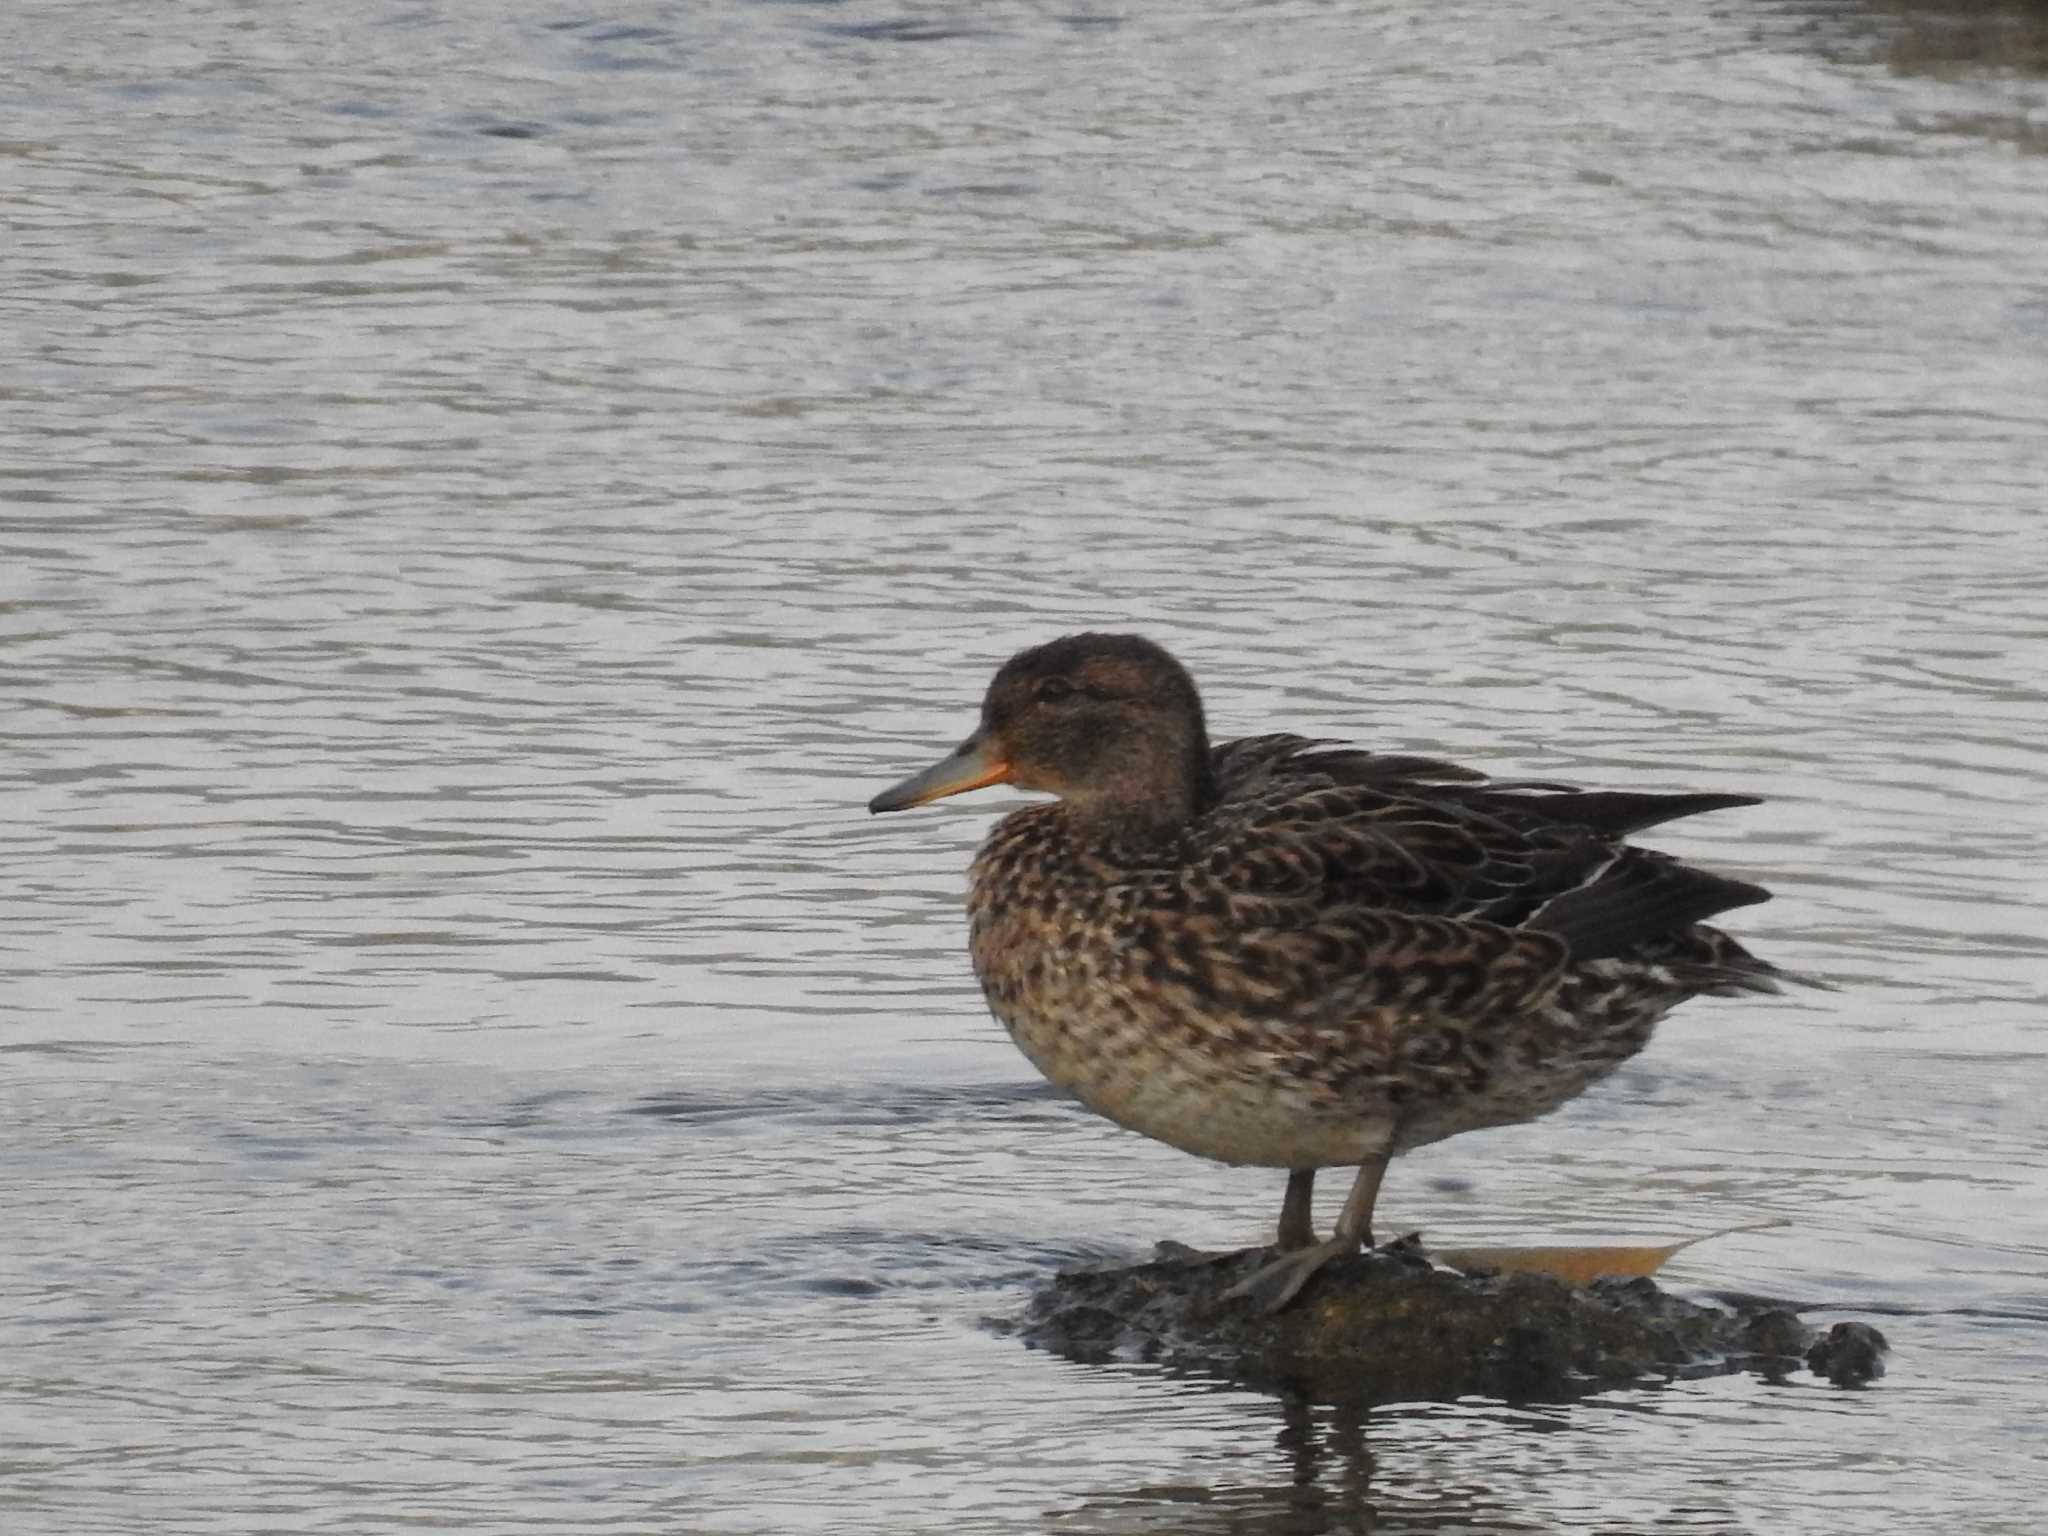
[868,735,1011,813]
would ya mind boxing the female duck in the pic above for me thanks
[869,633,1794,1310]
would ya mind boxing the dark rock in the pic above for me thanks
[1738,1307,1812,1360]
[1017,1243,1875,1406]
[1806,1321,1890,1387]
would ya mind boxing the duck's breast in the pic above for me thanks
[965,821,1393,1168]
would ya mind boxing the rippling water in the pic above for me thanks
[6,1,2047,1530]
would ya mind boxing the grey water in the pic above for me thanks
[5,0,2047,1530]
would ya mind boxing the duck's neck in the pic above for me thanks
[1062,735,1216,843]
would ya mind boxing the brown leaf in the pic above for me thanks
[1436,1220,1787,1284]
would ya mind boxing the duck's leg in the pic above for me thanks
[1158,1168,1322,1269]
[1227,1146,1393,1314]
[1276,1169,1317,1250]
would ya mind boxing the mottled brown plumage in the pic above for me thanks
[869,633,1795,1309]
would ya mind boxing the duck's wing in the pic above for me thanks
[1329,773,1778,962]
[1195,767,1772,972]
[1201,778,1591,924]
[1434,782,1763,839]
[1212,733,1485,798]
[1520,846,1770,960]
[1166,820,1767,1039]
[1212,733,1759,839]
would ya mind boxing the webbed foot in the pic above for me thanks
[1226,1150,1392,1312]
[1222,1236,1360,1313]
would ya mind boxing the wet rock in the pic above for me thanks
[1737,1307,1812,1360]
[1018,1241,1877,1405]
[1806,1321,1890,1388]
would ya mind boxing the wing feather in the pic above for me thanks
[1177,732,1775,1025]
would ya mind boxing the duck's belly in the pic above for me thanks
[973,920,1681,1169]
[997,993,1393,1168]
[996,993,1668,1166]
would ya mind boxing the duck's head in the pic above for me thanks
[868,633,1216,827]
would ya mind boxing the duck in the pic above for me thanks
[868,633,1799,1311]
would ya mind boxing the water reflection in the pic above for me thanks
[1057,1396,1563,1535]
[1875,0,2048,77]
[1773,0,2048,146]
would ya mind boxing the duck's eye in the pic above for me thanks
[1035,677,1076,704]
